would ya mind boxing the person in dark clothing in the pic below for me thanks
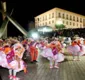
[0,75,2,80]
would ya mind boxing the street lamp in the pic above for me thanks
[31,32,39,40]
[56,20,63,25]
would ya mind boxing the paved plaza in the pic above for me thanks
[0,55,85,80]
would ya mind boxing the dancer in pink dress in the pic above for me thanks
[11,42,26,80]
[67,40,84,61]
[40,41,65,69]
[0,42,27,80]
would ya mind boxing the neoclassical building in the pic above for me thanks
[34,7,85,30]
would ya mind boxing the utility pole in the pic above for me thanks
[1,0,7,38]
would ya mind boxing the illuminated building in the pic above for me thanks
[35,7,85,30]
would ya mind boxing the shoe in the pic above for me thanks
[12,76,20,80]
[50,66,53,69]
[73,59,76,61]
[30,61,34,63]
[34,60,37,62]
[77,59,81,61]
[8,75,12,80]
[54,65,59,69]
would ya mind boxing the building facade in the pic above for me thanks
[34,7,85,30]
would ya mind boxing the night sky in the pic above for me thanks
[0,0,85,36]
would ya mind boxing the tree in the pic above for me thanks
[55,24,65,30]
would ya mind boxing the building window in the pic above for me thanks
[80,18,82,23]
[58,13,61,18]
[73,16,75,21]
[52,13,54,18]
[70,16,72,20]
[38,18,39,21]
[62,14,65,18]
[66,14,68,19]
[77,17,79,22]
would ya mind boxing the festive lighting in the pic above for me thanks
[31,32,39,40]
[38,27,52,32]
[56,20,63,25]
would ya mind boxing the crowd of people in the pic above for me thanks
[0,35,85,80]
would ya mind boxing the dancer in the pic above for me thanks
[28,39,38,63]
[39,40,64,69]
[0,41,27,80]
[67,40,81,61]
[11,41,27,80]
